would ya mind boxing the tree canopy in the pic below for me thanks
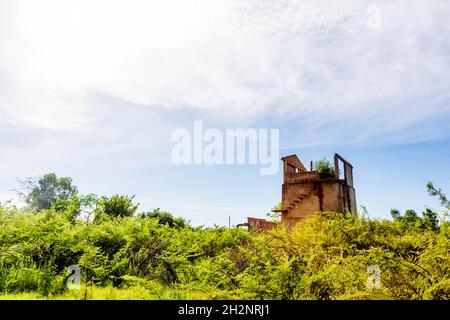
[19,173,78,210]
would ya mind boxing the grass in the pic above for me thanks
[0,286,391,300]
[0,284,242,300]
[1,286,161,300]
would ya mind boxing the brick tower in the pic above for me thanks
[280,153,356,228]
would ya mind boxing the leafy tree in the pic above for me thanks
[98,194,139,219]
[54,193,100,223]
[403,209,419,223]
[18,173,78,210]
[390,209,401,221]
[422,208,439,230]
[140,208,187,228]
[427,182,450,210]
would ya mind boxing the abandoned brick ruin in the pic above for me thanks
[245,153,356,231]
[280,153,357,228]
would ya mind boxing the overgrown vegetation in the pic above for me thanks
[0,174,449,300]
[314,158,335,178]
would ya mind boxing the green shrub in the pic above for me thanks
[1,203,449,300]
[314,158,335,177]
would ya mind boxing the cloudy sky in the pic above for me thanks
[1,0,449,225]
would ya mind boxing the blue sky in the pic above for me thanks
[0,0,449,226]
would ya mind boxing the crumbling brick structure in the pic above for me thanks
[280,153,356,228]
[240,217,277,232]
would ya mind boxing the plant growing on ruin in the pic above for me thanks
[314,158,335,178]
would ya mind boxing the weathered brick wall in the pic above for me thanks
[285,172,320,184]
[247,217,276,231]
[281,178,357,227]
[279,153,356,229]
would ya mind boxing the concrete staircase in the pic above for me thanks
[285,189,314,213]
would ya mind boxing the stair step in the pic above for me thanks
[285,194,309,212]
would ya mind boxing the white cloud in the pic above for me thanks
[0,0,449,144]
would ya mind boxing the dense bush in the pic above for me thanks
[0,204,448,300]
